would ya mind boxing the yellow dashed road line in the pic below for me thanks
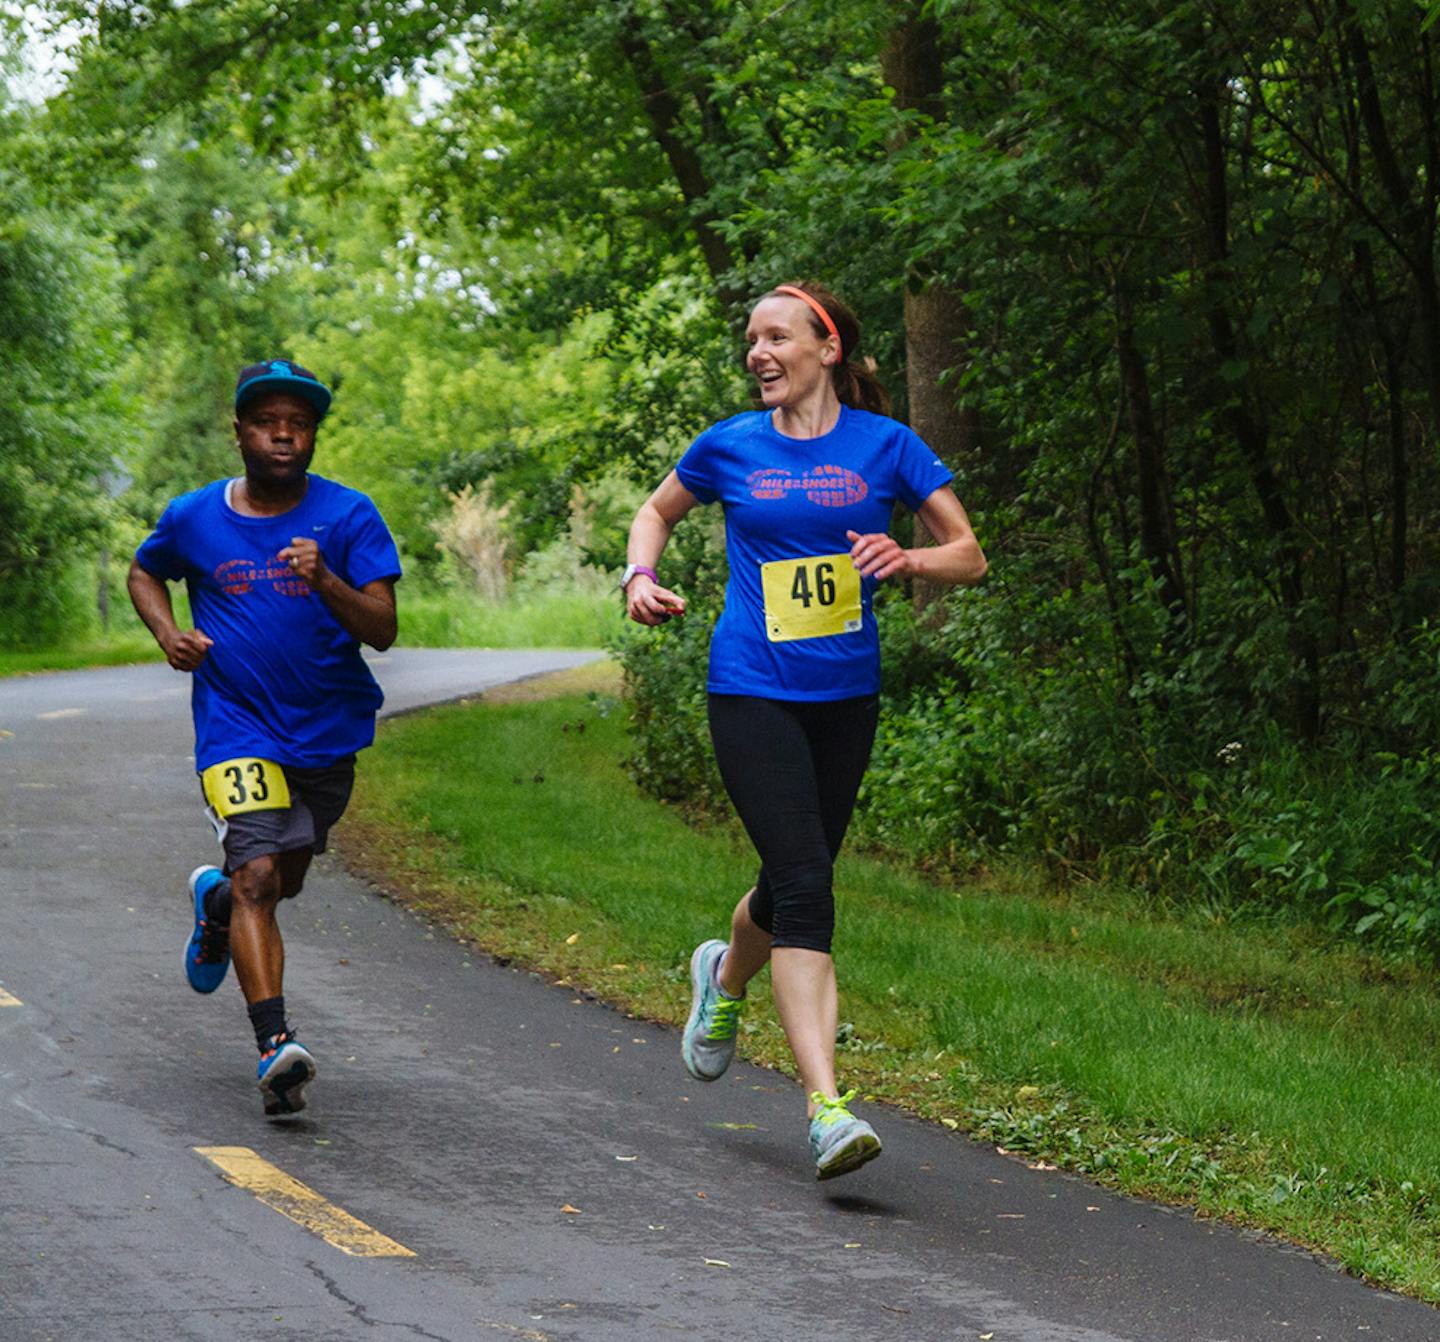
[37,708,86,720]
[195,1146,416,1257]
[0,986,21,1007]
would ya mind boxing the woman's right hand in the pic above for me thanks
[627,576,687,625]
[626,472,699,625]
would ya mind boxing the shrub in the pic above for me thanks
[617,526,1440,954]
[432,483,513,601]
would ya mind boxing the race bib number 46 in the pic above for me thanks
[201,757,292,818]
[761,553,863,643]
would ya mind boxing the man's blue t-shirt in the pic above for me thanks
[676,406,953,701]
[135,474,402,771]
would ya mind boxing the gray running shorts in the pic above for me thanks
[200,756,356,874]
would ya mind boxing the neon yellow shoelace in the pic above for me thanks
[706,995,742,1040]
[810,1089,859,1126]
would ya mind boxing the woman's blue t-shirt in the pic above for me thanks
[676,406,953,701]
[134,474,402,771]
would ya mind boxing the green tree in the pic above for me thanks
[109,119,314,512]
[33,0,1440,935]
[0,60,133,645]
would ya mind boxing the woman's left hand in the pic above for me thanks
[846,529,912,580]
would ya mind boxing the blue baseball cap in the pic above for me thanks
[234,358,332,420]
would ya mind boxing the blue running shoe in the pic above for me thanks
[184,865,231,994]
[809,1090,882,1181]
[680,939,743,1082]
[257,1033,316,1118]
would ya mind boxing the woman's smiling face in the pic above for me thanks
[745,294,839,409]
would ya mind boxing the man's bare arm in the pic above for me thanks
[127,560,214,671]
[278,537,397,649]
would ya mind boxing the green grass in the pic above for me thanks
[399,586,611,648]
[339,670,1440,1302]
[0,584,191,678]
[2,585,607,679]
[0,633,165,677]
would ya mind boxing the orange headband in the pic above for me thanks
[774,285,841,350]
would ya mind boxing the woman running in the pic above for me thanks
[624,281,987,1179]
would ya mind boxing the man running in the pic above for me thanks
[128,359,401,1117]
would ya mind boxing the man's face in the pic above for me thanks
[234,391,318,487]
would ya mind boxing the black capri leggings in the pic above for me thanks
[707,693,880,954]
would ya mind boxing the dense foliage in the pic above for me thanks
[0,107,132,644]
[8,1,1440,946]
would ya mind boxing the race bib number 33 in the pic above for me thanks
[201,757,292,818]
[761,553,863,643]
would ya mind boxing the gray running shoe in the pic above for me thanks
[809,1090,882,1180]
[680,939,743,1081]
[257,1033,316,1118]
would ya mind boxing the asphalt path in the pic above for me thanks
[2,650,1436,1341]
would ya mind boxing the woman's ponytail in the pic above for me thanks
[840,355,891,416]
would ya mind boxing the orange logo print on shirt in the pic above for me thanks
[214,556,313,599]
[746,465,869,507]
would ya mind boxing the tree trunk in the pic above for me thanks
[881,3,984,617]
[901,284,984,488]
[97,547,111,633]
[881,7,982,476]
[616,14,743,310]
[1354,238,1410,596]
[1338,0,1440,428]
[1198,80,1320,737]
[1112,286,1187,627]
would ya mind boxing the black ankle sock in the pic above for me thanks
[248,996,288,1051]
[203,877,233,927]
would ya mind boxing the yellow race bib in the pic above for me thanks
[201,757,292,818]
[761,553,863,643]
